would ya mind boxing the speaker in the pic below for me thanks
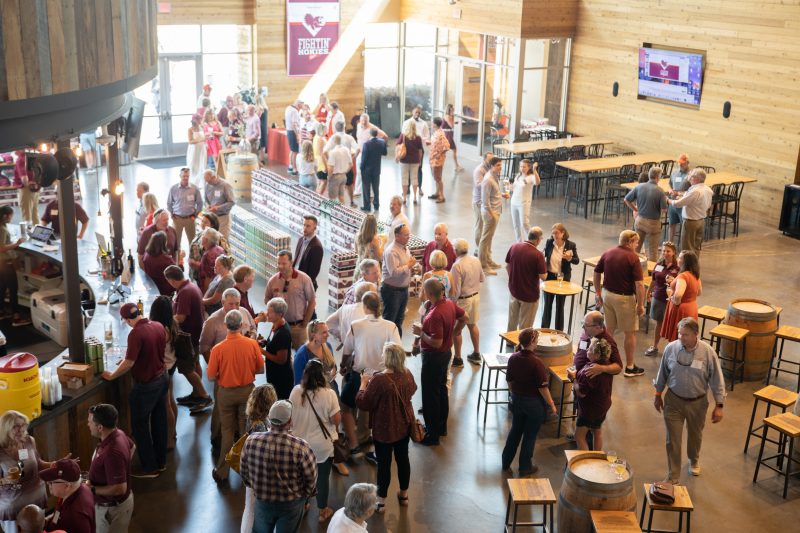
[723,101,731,119]
[612,82,619,97]
[25,153,59,188]
[54,148,77,179]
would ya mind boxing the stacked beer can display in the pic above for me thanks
[83,336,105,373]
[328,252,358,310]
[229,206,256,267]
[229,205,291,280]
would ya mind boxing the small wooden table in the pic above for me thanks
[494,137,614,155]
[592,510,642,533]
[477,352,510,430]
[580,256,656,307]
[505,478,557,533]
[640,483,694,533]
[541,280,582,335]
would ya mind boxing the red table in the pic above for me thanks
[267,128,290,167]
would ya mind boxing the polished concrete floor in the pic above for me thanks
[32,148,800,532]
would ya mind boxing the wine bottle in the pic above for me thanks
[127,249,135,273]
[137,298,144,316]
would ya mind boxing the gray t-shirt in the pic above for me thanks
[204,274,235,314]
[625,181,668,220]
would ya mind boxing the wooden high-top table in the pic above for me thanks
[494,137,614,155]
[620,171,758,191]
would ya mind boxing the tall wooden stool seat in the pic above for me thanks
[592,510,642,532]
[549,365,577,438]
[744,386,798,453]
[767,325,800,392]
[697,306,725,342]
[753,412,800,499]
[504,478,556,532]
[709,324,749,391]
[639,483,694,533]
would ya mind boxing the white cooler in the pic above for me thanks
[31,288,69,347]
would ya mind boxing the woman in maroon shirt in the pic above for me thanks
[396,121,424,204]
[142,231,177,296]
[501,328,557,476]
[645,241,679,357]
[573,337,614,451]
[356,342,417,513]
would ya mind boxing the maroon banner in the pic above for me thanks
[286,0,340,77]
[648,61,680,81]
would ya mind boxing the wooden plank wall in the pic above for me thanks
[400,0,524,38]
[0,0,157,102]
[521,0,579,38]
[568,0,800,225]
[156,0,255,24]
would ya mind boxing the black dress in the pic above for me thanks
[265,322,294,399]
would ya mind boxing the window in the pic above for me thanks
[157,25,201,54]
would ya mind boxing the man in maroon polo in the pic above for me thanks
[412,278,466,446]
[102,303,167,478]
[86,403,135,533]
[422,223,456,272]
[505,226,547,331]
[39,458,95,533]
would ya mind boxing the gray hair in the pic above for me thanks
[222,288,241,302]
[203,227,220,246]
[355,282,378,303]
[334,121,345,133]
[203,169,216,180]
[677,316,700,334]
[360,113,369,121]
[453,238,469,256]
[267,297,288,316]
[527,226,543,242]
[648,167,663,181]
[689,168,707,182]
[358,259,379,276]
[433,222,448,235]
[225,309,243,331]
[344,483,378,521]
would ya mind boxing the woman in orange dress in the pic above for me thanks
[660,250,702,342]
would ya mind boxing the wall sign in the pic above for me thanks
[286,0,340,77]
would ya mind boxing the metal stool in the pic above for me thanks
[767,325,800,392]
[477,352,510,431]
[592,510,642,533]
[744,385,798,453]
[549,365,576,438]
[640,484,694,533]
[504,478,556,533]
[753,412,800,499]
[697,306,725,342]
[709,324,749,391]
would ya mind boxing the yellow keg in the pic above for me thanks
[0,353,41,420]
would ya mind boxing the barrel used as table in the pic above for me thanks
[228,153,258,202]
[721,299,778,381]
[535,328,573,407]
[558,451,637,533]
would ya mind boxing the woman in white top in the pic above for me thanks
[186,115,207,187]
[289,360,342,524]
[509,159,541,242]
[327,483,378,533]
[297,140,318,190]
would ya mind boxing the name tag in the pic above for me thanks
[18,449,29,461]
[691,359,705,370]
[187,195,195,202]
[654,265,664,272]
[579,340,588,350]
[214,190,221,198]
[50,209,58,216]
[52,511,60,524]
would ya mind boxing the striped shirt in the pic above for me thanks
[240,429,317,502]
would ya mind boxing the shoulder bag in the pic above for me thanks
[389,374,425,443]
[304,390,349,463]
[225,432,249,474]
[649,481,675,505]
[395,137,407,162]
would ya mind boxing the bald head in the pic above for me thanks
[17,504,45,533]
[584,311,604,328]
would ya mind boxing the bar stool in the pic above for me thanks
[477,352,510,431]
[767,325,800,392]
[549,365,577,438]
[709,324,749,391]
[639,484,694,533]
[504,478,556,533]
[753,412,800,499]
[697,305,726,342]
[744,385,798,454]
[499,330,521,352]
[591,510,642,533]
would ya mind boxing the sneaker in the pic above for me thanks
[349,446,364,460]
[131,470,160,479]
[451,358,464,368]
[483,269,497,276]
[565,433,576,442]
[189,397,213,413]
[177,395,203,406]
[690,462,701,476]
[467,353,482,365]
[489,261,503,269]
[624,365,645,377]
[644,346,659,357]
[364,452,378,465]
[12,317,32,327]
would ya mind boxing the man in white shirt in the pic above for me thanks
[326,282,376,347]
[328,101,346,135]
[669,168,714,258]
[328,483,377,532]
[284,99,302,175]
[402,105,430,194]
[451,238,485,365]
[385,195,410,244]
[326,135,353,204]
[479,157,506,274]
[472,152,493,255]
[324,122,360,206]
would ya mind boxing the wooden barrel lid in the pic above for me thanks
[536,328,572,348]
[570,457,631,483]
[730,299,776,319]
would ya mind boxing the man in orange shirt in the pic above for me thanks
[207,309,265,482]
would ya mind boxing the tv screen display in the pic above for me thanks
[637,46,704,107]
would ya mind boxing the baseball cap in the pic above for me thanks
[119,303,139,320]
[268,400,292,426]
[39,458,80,483]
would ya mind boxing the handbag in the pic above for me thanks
[649,481,675,505]
[304,391,349,463]
[225,432,249,474]
[389,376,425,443]
[395,139,407,162]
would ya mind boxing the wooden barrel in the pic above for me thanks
[228,153,258,201]
[721,299,778,381]
[534,328,573,407]
[557,452,637,533]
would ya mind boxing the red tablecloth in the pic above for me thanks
[267,128,290,167]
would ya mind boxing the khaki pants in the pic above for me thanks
[663,390,708,481]
[479,210,499,268]
[634,216,662,262]
[18,187,40,226]
[356,409,371,444]
[210,381,221,443]
[215,384,253,478]
[217,214,231,240]
[680,218,705,258]
[95,492,134,533]
[507,296,539,332]
[290,323,307,350]
[172,216,196,252]
[472,203,483,249]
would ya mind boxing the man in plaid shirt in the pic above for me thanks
[240,400,318,532]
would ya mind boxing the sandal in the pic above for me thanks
[318,507,334,523]
[397,494,409,507]
[333,462,350,476]
[376,502,386,514]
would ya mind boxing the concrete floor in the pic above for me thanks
[49,148,800,532]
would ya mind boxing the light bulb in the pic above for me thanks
[113,181,124,195]
[74,146,82,157]
[40,143,48,152]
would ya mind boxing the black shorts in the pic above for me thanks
[576,414,606,430]
[346,169,354,186]
[316,170,328,181]
[176,342,199,376]
[286,130,300,153]
[340,371,361,409]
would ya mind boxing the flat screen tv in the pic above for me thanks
[637,44,705,107]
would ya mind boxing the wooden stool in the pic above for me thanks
[709,324,749,391]
[639,483,694,533]
[767,325,800,392]
[549,365,577,438]
[697,306,726,342]
[753,412,800,498]
[744,386,798,453]
[500,330,522,352]
[583,279,596,313]
[504,478,556,532]
[591,510,642,532]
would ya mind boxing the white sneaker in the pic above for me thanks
[690,462,701,476]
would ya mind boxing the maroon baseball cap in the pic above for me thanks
[39,458,80,482]
[119,303,139,320]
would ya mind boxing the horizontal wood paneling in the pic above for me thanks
[521,0,579,38]
[567,0,800,225]
[400,0,523,38]
[156,0,255,24]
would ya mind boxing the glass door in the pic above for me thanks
[456,63,482,158]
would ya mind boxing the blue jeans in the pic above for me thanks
[501,393,546,473]
[380,284,408,337]
[316,458,332,509]
[253,497,306,533]
[129,373,168,473]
